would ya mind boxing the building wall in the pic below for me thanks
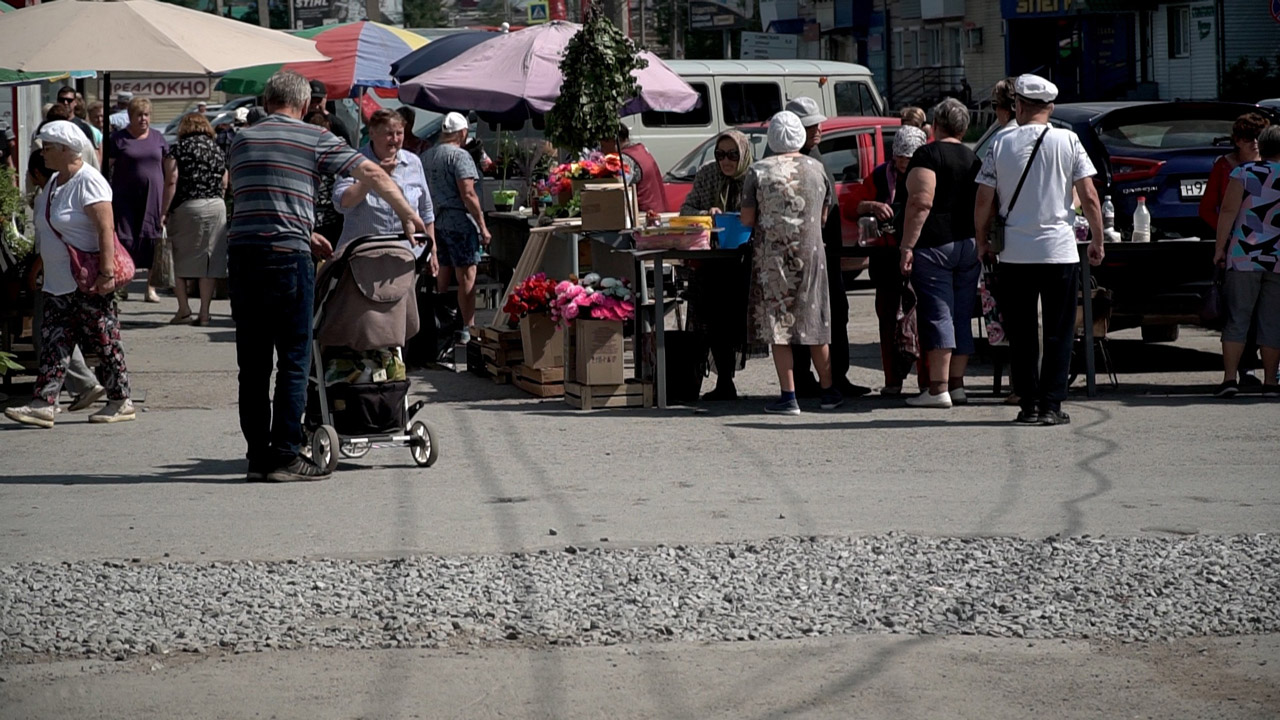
[1221,0,1280,69]
[960,0,1005,102]
[1150,2,1219,101]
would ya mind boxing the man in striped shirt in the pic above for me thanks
[227,70,428,483]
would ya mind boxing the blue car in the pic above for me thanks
[975,101,1280,239]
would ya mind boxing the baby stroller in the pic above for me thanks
[304,234,439,472]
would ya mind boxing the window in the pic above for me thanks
[902,29,918,69]
[720,82,783,125]
[817,131,871,183]
[1168,5,1190,58]
[892,29,904,69]
[926,27,943,66]
[859,84,880,116]
[641,83,712,127]
[834,82,865,115]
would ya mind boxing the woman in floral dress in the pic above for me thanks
[742,111,838,415]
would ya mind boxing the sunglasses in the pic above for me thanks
[714,150,740,161]
[57,96,76,104]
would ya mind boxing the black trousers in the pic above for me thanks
[999,263,1079,414]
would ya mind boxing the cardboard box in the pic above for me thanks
[519,313,564,369]
[572,319,625,385]
[579,185,638,232]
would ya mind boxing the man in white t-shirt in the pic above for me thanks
[974,74,1105,427]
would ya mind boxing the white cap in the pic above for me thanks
[767,111,806,154]
[784,96,826,127]
[116,91,133,102]
[36,120,87,152]
[442,112,467,133]
[1014,74,1058,103]
[234,107,250,123]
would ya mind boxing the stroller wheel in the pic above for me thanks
[312,425,341,474]
[408,420,439,468]
[341,440,371,459]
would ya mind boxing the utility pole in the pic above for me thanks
[257,0,270,27]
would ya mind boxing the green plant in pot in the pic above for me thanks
[491,131,520,211]
[544,0,647,158]
[0,166,37,308]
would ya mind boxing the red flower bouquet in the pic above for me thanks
[503,273,559,325]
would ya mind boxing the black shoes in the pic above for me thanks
[266,456,330,482]
[701,384,738,402]
[1038,410,1071,426]
[1014,409,1041,424]
[1213,380,1239,398]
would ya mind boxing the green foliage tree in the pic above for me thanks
[232,0,290,30]
[544,0,646,153]
[404,0,450,28]
[1220,54,1280,103]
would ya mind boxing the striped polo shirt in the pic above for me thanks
[227,114,365,251]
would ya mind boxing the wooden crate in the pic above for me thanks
[512,363,564,398]
[479,326,523,370]
[466,339,488,377]
[485,363,512,384]
[564,380,653,410]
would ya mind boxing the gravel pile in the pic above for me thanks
[3,534,1276,660]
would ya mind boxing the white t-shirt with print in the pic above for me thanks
[977,123,1096,264]
[35,166,113,296]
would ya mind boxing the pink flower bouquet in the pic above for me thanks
[549,273,636,327]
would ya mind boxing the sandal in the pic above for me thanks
[195,316,211,327]
[169,312,194,325]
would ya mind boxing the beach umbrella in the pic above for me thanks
[389,29,501,84]
[0,0,326,75]
[217,21,428,99]
[398,21,699,123]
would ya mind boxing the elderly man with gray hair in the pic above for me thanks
[975,74,1105,427]
[896,98,983,409]
[227,70,428,482]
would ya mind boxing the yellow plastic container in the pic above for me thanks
[668,215,712,229]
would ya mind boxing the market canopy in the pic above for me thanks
[0,0,328,75]
[389,29,502,84]
[217,21,427,99]
[398,20,700,123]
[0,0,97,87]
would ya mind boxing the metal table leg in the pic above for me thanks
[1081,259,1097,398]
[653,252,667,409]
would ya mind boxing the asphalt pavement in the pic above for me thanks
[1,285,1277,718]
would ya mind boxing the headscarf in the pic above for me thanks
[714,129,752,212]
[767,111,806,154]
[893,126,928,159]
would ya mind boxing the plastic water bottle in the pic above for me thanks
[1131,197,1151,243]
[1101,195,1122,242]
[1073,209,1089,243]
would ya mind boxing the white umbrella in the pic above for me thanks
[0,0,327,74]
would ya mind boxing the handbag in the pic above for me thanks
[1199,266,1226,330]
[44,180,135,293]
[978,263,1008,347]
[990,126,1050,255]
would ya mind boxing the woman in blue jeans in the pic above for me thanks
[897,99,983,409]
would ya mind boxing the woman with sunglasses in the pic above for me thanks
[680,130,754,401]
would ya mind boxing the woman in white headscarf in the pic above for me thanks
[742,111,837,415]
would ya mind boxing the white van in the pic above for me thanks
[627,59,885,173]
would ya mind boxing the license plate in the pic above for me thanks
[1179,178,1208,199]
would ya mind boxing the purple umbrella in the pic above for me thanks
[397,21,699,122]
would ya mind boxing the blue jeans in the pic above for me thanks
[229,246,315,470]
[911,239,981,354]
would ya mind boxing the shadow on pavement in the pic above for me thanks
[0,457,248,484]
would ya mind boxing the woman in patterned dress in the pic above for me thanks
[742,111,839,415]
[162,113,227,326]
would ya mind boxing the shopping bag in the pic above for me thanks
[151,230,175,290]
[979,266,1008,347]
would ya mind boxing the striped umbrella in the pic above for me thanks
[216,21,427,99]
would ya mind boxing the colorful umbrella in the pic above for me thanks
[217,21,427,99]
[390,29,501,84]
[398,21,699,123]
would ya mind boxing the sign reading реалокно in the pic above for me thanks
[110,77,210,101]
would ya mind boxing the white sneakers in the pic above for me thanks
[89,399,136,424]
[905,390,953,409]
[4,404,57,428]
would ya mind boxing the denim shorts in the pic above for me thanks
[910,238,981,353]
[436,216,481,268]
[1223,270,1280,347]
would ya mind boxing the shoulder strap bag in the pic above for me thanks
[990,126,1050,255]
[43,178,135,294]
